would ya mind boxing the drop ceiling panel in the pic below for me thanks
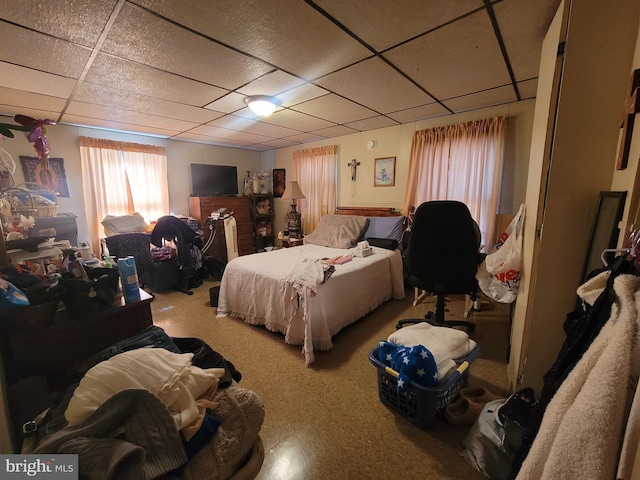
[0,0,118,47]
[385,10,512,100]
[386,103,450,124]
[310,125,360,138]
[0,88,67,114]
[278,84,329,107]
[292,94,377,124]
[188,125,272,144]
[260,109,335,131]
[315,0,485,51]
[65,101,200,133]
[236,70,306,97]
[345,115,400,131]
[132,0,373,80]
[442,85,517,112]
[494,0,562,82]
[0,23,91,78]
[207,116,302,138]
[62,113,182,138]
[85,55,228,106]
[316,58,435,113]
[0,63,77,99]
[171,131,250,147]
[101,3,274,89]
[518,79,538,100]
[73,83,225,124]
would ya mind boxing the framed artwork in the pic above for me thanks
[374,157,396,187]
[19,156,70,197]
[273,168,286,197]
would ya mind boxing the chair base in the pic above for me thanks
[424,310,476,334]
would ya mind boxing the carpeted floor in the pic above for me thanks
[151,278,512,480]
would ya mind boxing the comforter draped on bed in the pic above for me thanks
[217,244,405,364]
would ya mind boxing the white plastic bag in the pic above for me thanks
[477,204,525,303]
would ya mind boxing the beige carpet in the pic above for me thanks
[151,279,512,480]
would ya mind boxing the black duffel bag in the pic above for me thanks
[59,268,120,321]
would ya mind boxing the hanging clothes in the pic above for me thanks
[515,272,640,480]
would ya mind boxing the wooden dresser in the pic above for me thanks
[188,196,254,261]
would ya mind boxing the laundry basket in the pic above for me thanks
[369,344,480,429]
[14,182,58,217]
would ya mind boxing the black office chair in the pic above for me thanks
[400,200,482,334]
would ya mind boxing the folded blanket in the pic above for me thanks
[388,322,476,364]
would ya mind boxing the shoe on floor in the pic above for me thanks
[459,386,503,404]
[444,397,484,425]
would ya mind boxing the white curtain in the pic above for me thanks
[79,137,169,254]
[293,146,338,234]
[403,117,505,250]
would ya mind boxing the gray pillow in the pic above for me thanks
[304,214,369,249]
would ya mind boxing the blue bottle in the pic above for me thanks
[117,256,141,302]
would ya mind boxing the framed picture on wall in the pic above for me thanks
[273,168,286,198]
[374,157,395,187]
[19,156,70,197]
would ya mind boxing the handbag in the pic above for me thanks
[59,268,121,321]
[477,204,525,303]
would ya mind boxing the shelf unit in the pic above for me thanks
[250,193,274,251]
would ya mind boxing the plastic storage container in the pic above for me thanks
[369,344,480,429]
[117,256,141,303]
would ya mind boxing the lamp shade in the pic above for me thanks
[281,181,305,200]
[244,95,280,116]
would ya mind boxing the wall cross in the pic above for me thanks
[348,159,360,181]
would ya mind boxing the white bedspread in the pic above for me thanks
[217,244,405,364]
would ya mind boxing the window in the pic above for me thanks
[79,137,169,251]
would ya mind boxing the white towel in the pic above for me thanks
[388,322,476,365]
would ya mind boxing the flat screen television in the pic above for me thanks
[190,163,238,196]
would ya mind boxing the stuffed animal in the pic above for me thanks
[378,341,438,393]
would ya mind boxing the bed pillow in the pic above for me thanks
[362,216,406,250]
[304,214,369,249]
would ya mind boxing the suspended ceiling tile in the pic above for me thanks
[442,85,517,112]
[0,0,119,47]
[73,83,225,124]
[284,132,329,143]
[314,0,484,51]
[386,102,451,123]
[345,115,400,131]
[0,23,91,78]
[310,124,360,138]
[0,87,66,115]
[65,101,201,133]
[241,144,276,152]
[171,131,250,147]
[237,70,306,97]
[260,109,335,131]
[292,94,377,124]
[101,3,274,90]
[494,0,561,82]
[278,84,329,107]
[258,138,300,149]
[0,62,77,98]
[62,113,179,138]
[188,125,272,144]
[133,0,372,80]
[207,116,302,138]
[204,93,247,114]
[518,79,538,100]
[316,58,434,113]
[233,106,284,121]
[84,55,228,107]
[385,10,511,100]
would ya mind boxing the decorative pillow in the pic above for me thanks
[102,213,149,237]
[362,216,406,250]
[303,214,369,249]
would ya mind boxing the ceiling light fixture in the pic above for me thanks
[244,95,281,117]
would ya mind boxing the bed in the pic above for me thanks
[216,207,407,365]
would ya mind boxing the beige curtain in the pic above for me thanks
[79,137,169,254]
[292,146,338,234]
[403,117,505,250]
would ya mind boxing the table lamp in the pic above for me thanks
[281,181,305,238]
